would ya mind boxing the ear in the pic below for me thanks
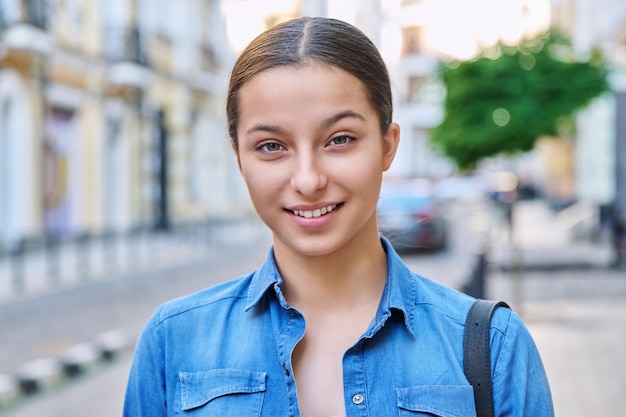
[382,122,400,172]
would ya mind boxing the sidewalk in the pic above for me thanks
[0,233,207,302]
[486,199,626,417]
[521,294,626,417]
[490,199,615,271]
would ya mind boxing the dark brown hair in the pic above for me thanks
[226,17,393,149]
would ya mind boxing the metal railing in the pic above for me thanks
[24,0,47,29]
[0,0,48,30]
[104,26,149,66]
[0,217,267,300]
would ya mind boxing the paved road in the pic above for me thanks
[490,268,626,417]
[526,297,626,417]
[0,240,272,417]
[1,237,294,416]
[3,357,132,417]
[0,242,271,376]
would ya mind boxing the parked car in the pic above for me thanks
[377,180,447,252]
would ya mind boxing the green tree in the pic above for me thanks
[431,31,609,170]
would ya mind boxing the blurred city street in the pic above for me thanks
[488,201,626,417]
[0,223,273,417]
[1,1,625,416]
[0,199,624,416]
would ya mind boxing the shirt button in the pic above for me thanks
[352,394,364,405]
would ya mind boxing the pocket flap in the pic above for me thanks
[180,369,267,411]
[397,385,476,417]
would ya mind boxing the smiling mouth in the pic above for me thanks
[288,204,339,218]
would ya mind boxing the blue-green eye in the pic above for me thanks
[329,135,354,146]
[258,142,284,152]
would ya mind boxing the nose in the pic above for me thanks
[290,151,328,196]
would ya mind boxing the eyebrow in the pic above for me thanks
[245,123,289,136]
[245,110,367,135]
[320,110,367,129]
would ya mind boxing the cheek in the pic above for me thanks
[336,152,384,188]
[240,161,281,205]
[353,158,385,204]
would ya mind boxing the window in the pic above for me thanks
[55,0,82,46]
[402,26,424,56]
[406,76,424,103]
[406,74,445,105]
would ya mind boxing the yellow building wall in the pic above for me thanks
[536,136,576,203]
[26,73,44,236]
[78,101,104,231]
[51,0,100,56]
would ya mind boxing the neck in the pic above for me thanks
[274,225,388,311]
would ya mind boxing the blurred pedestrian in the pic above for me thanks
[610,203,626,268]
[123,17,553,417]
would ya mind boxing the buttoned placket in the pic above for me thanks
[272,291,306,417]
[342,342,369,416]
[340,296,396,417]
[268,274,395,417]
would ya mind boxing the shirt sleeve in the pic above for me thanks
[123,308,168,417]
[490,308,555,417]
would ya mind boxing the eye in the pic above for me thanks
[257,141,285,153]
[328,135,355,147]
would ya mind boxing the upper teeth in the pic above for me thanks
[293,204,337,218]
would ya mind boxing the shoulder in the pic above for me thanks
[152,273,255,324]
[406,271,518,342]
[384,239,477,326]
[411,272,478,325]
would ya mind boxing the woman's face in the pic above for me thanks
[236,62,399,257]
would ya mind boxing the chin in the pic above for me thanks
[295,246,339,258]
[287,242,339,258]
[274,232,358,259]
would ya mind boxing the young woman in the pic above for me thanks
[124,17,554,417]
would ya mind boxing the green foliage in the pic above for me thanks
[431,31,609,169]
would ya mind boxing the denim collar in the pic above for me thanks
[245,245,282,311]
[245,237,416,336]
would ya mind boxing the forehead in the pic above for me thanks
[237,62,374,129]
[240,62,368,100]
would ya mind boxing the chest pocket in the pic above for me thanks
[178,369,267,416]
[396,385,477,417]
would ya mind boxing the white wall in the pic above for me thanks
[0,70,37,247]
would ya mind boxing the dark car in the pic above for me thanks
[377,180,447,252]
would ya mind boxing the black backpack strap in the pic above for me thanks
[464,299,510,417]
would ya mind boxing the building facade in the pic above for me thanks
[0,0,247,250]
[551,0,626,217]
[2,0,616,250]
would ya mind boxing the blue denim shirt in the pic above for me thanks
[124,238,553,416]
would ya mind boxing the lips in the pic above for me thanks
[287,204,339,218]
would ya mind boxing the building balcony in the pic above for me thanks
[0,0,47,30]
[0,0,53,57]
[104,26,151,89]
[104,26,149,66]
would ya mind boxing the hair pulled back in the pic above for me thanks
[226,17,393,149]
